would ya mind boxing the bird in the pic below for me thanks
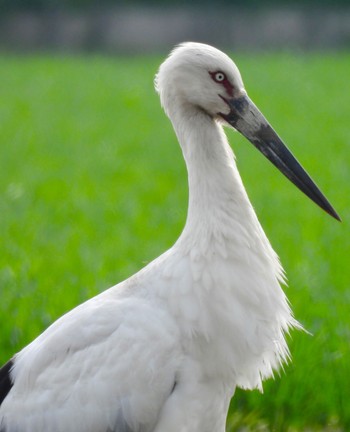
[0,42,339,432]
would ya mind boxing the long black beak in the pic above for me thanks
[220,95,340,221]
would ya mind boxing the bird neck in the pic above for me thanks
[170,105,263,255]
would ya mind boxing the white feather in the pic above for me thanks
[0,42,299,432]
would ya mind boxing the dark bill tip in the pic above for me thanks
[220,95,341,222]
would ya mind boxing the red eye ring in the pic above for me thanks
[209,71,234,97]
[213,72,226,83]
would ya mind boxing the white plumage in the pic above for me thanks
[0,42,339,432]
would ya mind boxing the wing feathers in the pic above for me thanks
[0,359,14,407]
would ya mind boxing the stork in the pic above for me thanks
[0,42,339,432]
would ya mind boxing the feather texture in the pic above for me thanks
[0,42,300,432]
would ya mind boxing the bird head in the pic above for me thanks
[155,42,340,221]
[155,42,244,119]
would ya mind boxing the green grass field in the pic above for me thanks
[0,52,349,431]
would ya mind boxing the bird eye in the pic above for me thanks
[213,72,226,83]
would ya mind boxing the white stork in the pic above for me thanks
[0,42,339,432]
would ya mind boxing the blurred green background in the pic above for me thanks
[0,1,349,431]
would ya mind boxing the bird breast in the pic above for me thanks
[148,235,293,392]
